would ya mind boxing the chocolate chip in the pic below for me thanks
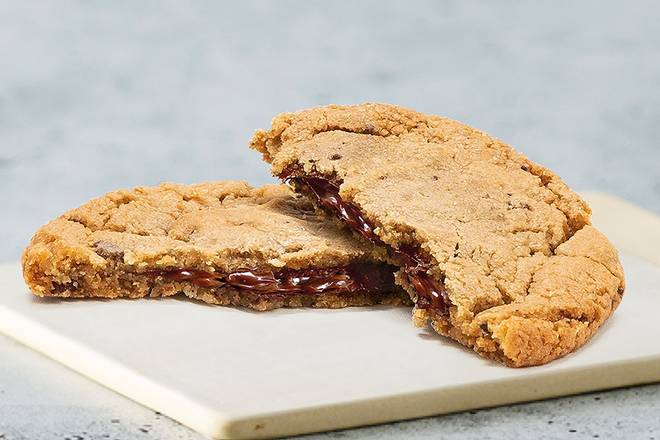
[94,241,124,260]
[364,123,376,134]
[329,153,342,160]
[52,281,74,294]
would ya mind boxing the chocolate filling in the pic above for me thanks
[284,172,449,314]
[149,263,396,299]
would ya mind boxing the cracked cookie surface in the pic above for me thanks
[251,103,625,366]
[22,181,409,311]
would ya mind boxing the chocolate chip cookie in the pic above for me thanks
[251,103,625,366]
[22,181,409,311]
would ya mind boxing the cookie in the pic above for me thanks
[250,103,625,366]
[22,181,409,311]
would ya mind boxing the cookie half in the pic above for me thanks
[22,181,409,311]
[251,103,625,366]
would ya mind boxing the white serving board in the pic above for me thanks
[1,192,660,439]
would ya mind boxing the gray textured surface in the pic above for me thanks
[1,1,659,439]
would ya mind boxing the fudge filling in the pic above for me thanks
[285,174,449,314]
[150,263,396,298]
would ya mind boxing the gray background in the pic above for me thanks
[1,1,658,439]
